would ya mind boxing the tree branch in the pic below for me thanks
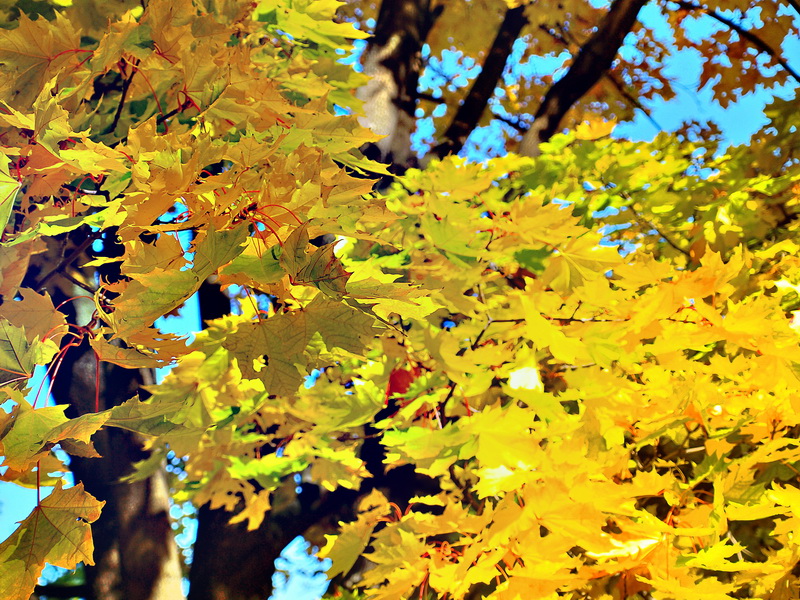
[676,0,800,85]
[628,205,691,257]
[519,0,648,155]
[108,64,136,135]
[603,70,663,131]
[429,4,529,158]
[34,583,92,598]
[536,21,661,133]
[35,231,102,292]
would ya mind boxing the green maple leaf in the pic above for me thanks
[106,395,188,437]
[222,295,377,396]
[0,482,104,600]
[108,225,247,338]
[0,400,109,470]
[0,150,20,232]
[0,320,58,388]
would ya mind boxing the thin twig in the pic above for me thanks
[628,204,691,257]
[677,0,800,85]
[35,232,102,292]
[604,71,663,132]
[61,270,97,294]
[449,464,485,514]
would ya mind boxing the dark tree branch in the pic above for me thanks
[109,64,137,135]
[520,0,648,155]
[537,22,662,132]
[35,231,102,292]
[676,0,800,85]
[491,110,528,133]
[603,70,663,131]
[34,583,92,598]
[787,0,800,17]
[430,5,529,158]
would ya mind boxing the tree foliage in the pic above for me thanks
[0,0,798,599]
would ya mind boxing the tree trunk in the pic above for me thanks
[38,231,185,600]
[356,0,437,168]
[519,0,648,155]
[50,340,184,600]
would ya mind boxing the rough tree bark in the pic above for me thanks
[518,0,649,155]
[356,0,437,168]
[36,231,184,600]
[429,4,529,159]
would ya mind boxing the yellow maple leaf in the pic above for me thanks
[0,482,104,600]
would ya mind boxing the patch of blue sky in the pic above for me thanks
[304,368,322,388]
[153,228,202,381]
[614,2,799,145]
[0,365,72,551]
[270,536,332,600]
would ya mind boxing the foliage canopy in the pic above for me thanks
[0,1,799,599]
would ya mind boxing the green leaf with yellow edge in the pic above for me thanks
[107,225,247,338]
[89,335,172,369]
[297,244,352,300]
[0,320,34,387]
[382,423,471,478]
[222,295,377,396]
[0,320,57,388]
[227,453,308,490]
[220,238,284,289]
[105,395,189,437]
[319,489,389,579]
[255,0,369,50]
[0,400,109,470]
[0,149,20,231]
[290,374,383,433]
[0,482,104,600]
[541,234,623,294]
[278,224,352,298]
[32,79,75,160]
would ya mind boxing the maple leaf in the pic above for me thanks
[222,294,377,396]
[0,400,109,470]
[0,289,67,346]
[319,489,390,578]
[106,225,248,338]
[0,482,104,600]
[0,149,21,231]
[0,13,82,108]
[278,223,352,298]
[0,320,58,388]
[541,234,623,294]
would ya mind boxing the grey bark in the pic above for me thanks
[519,0,648,155]
[356,0,437,168]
